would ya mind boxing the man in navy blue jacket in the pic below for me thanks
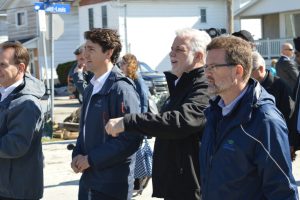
[200,36,298,200]
[71,28,141,200]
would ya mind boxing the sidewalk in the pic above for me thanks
[42,96,300,199]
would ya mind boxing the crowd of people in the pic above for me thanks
[0,27,300,200]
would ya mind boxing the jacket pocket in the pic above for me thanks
[0,159,11,193]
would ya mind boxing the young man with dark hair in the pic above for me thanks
[71,28,141,200]
[0,41,45,200]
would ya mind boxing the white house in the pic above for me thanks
[79,0,230,72]
[0,0,81,79]
[234,0,300,39]
[234,0,300,59]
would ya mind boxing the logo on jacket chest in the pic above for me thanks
[222,139,236,151]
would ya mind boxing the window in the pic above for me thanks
[88,8,94,30]
[200,8,207,23]
[101,6,108,28]
[285,13,300,37]
[16,11,26,26]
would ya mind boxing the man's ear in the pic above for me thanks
[235,64,244,78]
[18,63,26,74]
[106,49,114,59]
[194,51,203,62]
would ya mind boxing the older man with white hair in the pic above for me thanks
[251,51,295,159]
[106,28,211,200]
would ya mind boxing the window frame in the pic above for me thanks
[15,10,27,27]
[200,8,207,23]
[88,8,94,30]
[101,5,108,28]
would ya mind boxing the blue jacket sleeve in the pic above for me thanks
[87,85,142,170]
[254,113,298,199]
[0,100,42,158]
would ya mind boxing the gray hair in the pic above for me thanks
[175,28,211,54]
[252,51,265,70]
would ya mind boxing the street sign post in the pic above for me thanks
[34,2,70,14]
[35,0,71,137]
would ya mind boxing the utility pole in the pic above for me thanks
[227,0,234,34]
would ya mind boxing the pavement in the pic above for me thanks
[42,96,300,200]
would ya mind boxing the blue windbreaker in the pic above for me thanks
[200,79,299,200]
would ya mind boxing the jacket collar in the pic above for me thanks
[260,70,274,90]
[89,65,134,96]
[206,78,268,125]
[164,67,205,96]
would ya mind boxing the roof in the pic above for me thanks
[235,0,300,18]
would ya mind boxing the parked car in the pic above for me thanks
[137,62,168,96]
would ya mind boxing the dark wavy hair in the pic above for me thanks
[84,28,122,64]
[122,54,138,80]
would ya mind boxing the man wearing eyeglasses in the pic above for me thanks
[105,28,211,200]
[200,36,298,200]
[276,42,299,91]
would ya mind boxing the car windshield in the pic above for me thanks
[138,62,156,73]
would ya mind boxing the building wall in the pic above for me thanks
[262,13,279,39]
[79,0,226,72]
[238,0,300,17]
[7,5,38,40]
[54,7,81,67]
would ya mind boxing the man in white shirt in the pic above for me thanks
[71,28,141,200]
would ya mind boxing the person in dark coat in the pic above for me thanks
[71,28,141,200]
[200,35,298,200]
[289,37,300,157]
[276,42,299,90]
[251,51,296,160]
[0,42,45,200]
[105,28,211,200]
[251,51,293,125]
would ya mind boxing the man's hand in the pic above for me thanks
[105,117,125,137]
[71,155,90,173]
[71,156,80,173]
[75,155,90,172]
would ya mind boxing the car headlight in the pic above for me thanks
[144,80,153,87]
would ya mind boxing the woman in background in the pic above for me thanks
[120,53,152,196]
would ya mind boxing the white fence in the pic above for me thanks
[255,38,293,59]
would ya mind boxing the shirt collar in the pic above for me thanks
[218,85,249,116]
[90,70,111,95]
[0,78,24,102]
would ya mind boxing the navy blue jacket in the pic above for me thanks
[0,74,45,199]
[72,66,141,200]
[134,75,149,113]
[200,79,298,200]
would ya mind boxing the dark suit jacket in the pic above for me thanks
[276,55,299,90]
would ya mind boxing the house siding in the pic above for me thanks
[54,7,81,67]
[7,6,38,41]
[79,0,226,72]
[262,13,279,39]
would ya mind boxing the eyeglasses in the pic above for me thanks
[204,63,237,72]
[284,48,294,51]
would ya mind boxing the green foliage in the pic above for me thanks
[56,60,76,86]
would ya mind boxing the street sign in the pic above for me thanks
[34,2,70,14]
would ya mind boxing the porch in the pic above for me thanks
[255,38,293,61]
